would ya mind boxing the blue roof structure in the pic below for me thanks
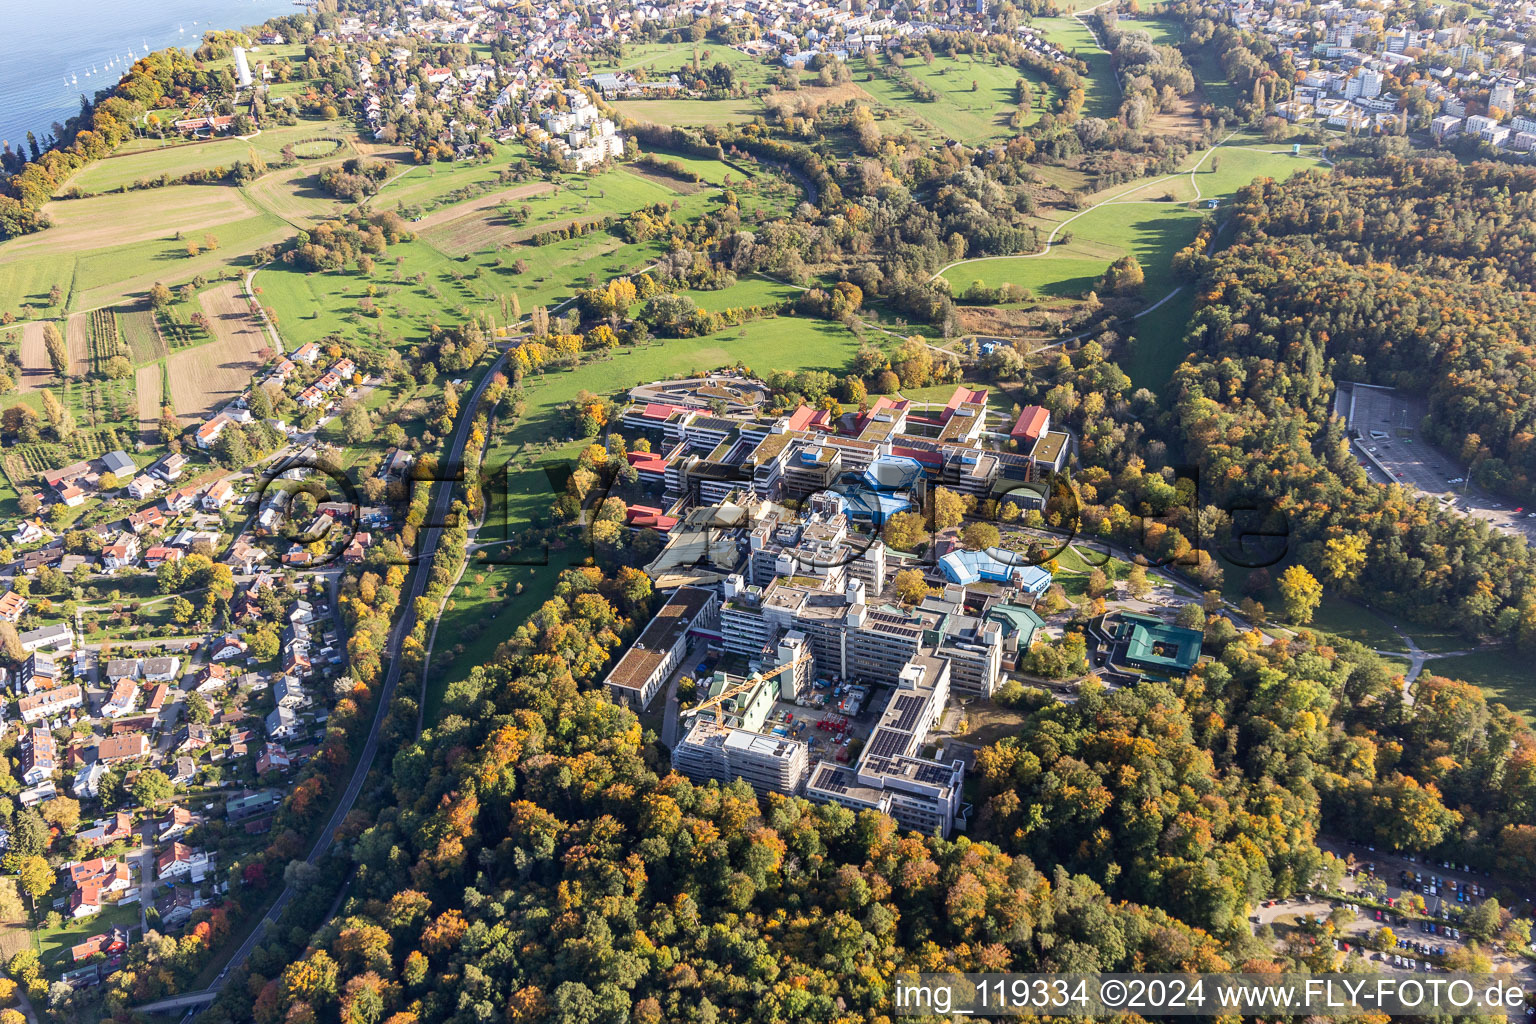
[861,455,923,492]
[938,549,1052,593]
[835,489,912,525]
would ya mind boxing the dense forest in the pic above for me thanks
[1169,156,1536,643]
[156,551,1536,1024]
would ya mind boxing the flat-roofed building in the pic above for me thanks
[671,719,810,796]
[601,586,720,710]
[805,654,965,835]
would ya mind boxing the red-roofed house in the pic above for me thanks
[195,415,233,450]
[0,590,28,622]
[145,545,183,567]
[1010,405,1051,444]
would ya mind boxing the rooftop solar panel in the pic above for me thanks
[813,765,849,793]
[890,693,925,731]
[868,727,909,759]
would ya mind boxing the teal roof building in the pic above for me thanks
[1111,612,1203,675]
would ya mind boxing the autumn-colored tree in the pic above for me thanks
[893,568,930,606]
[932,487,966,531]
[881,511,929,552]
[1277,564,1322,623]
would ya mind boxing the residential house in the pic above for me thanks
[174,723,212,753]
[283,649,312,679]
[18,684,83,723]
[155,886,205,929]
[11,520,51,545]
[101,533,140,572]
[158,805,198,840]
[0,590,28,622]
[72,762,107,799]
[142,657,181,683]
[202,480,235,510]
[18,623,73,653]
[127,507,168,534]
[194,664,229,694]
[265,706,300,741]
[162,485,200,513]
[77,810,134,849]
[156,843,208,881]
[126,475,159,500]
[170,755,196,786]
[210,635,248,662]
[224,789,280,823]
[20,781,57,807]
[144,545,183,567]
[144,684,169,715]
[256,746,292,774]
[195,415,232,450]
[104,659,140,685]
[103,679,139,718]
[67,859,132,915]
[343,531,372,564]
[151,453,187,482]
[94,733,148,765]
[20,652,63,692]
[273,676,308,710]
[21,727,56,786]
[69,926,129,963]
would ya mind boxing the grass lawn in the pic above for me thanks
[0,252,76,318]
[1182,32,1241,110]
[635,148,761,187]
[590,41,778,91]
[854,53,1047,144]
[685,275,798,311]
[35,902,141,974]
[1033,14,1119,120]
[1121,286,1194,391]
[422,550,576,719]
[371,144,523,211]
[613,97,765,128]
[1429,646,1536,722]
[69,120,357,196]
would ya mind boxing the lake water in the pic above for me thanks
[0,0,301,155]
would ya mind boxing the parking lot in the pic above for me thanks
[1250,837,1536,1006]
[1341,384,1536,540]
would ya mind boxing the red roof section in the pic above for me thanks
[784,406,834,432]
[626,451,669,473]
[1010,405,1050,441]
[944,385,988,412]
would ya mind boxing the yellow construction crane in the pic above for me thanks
[681,649,814,723]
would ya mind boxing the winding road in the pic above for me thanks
[134,345,512,1019]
